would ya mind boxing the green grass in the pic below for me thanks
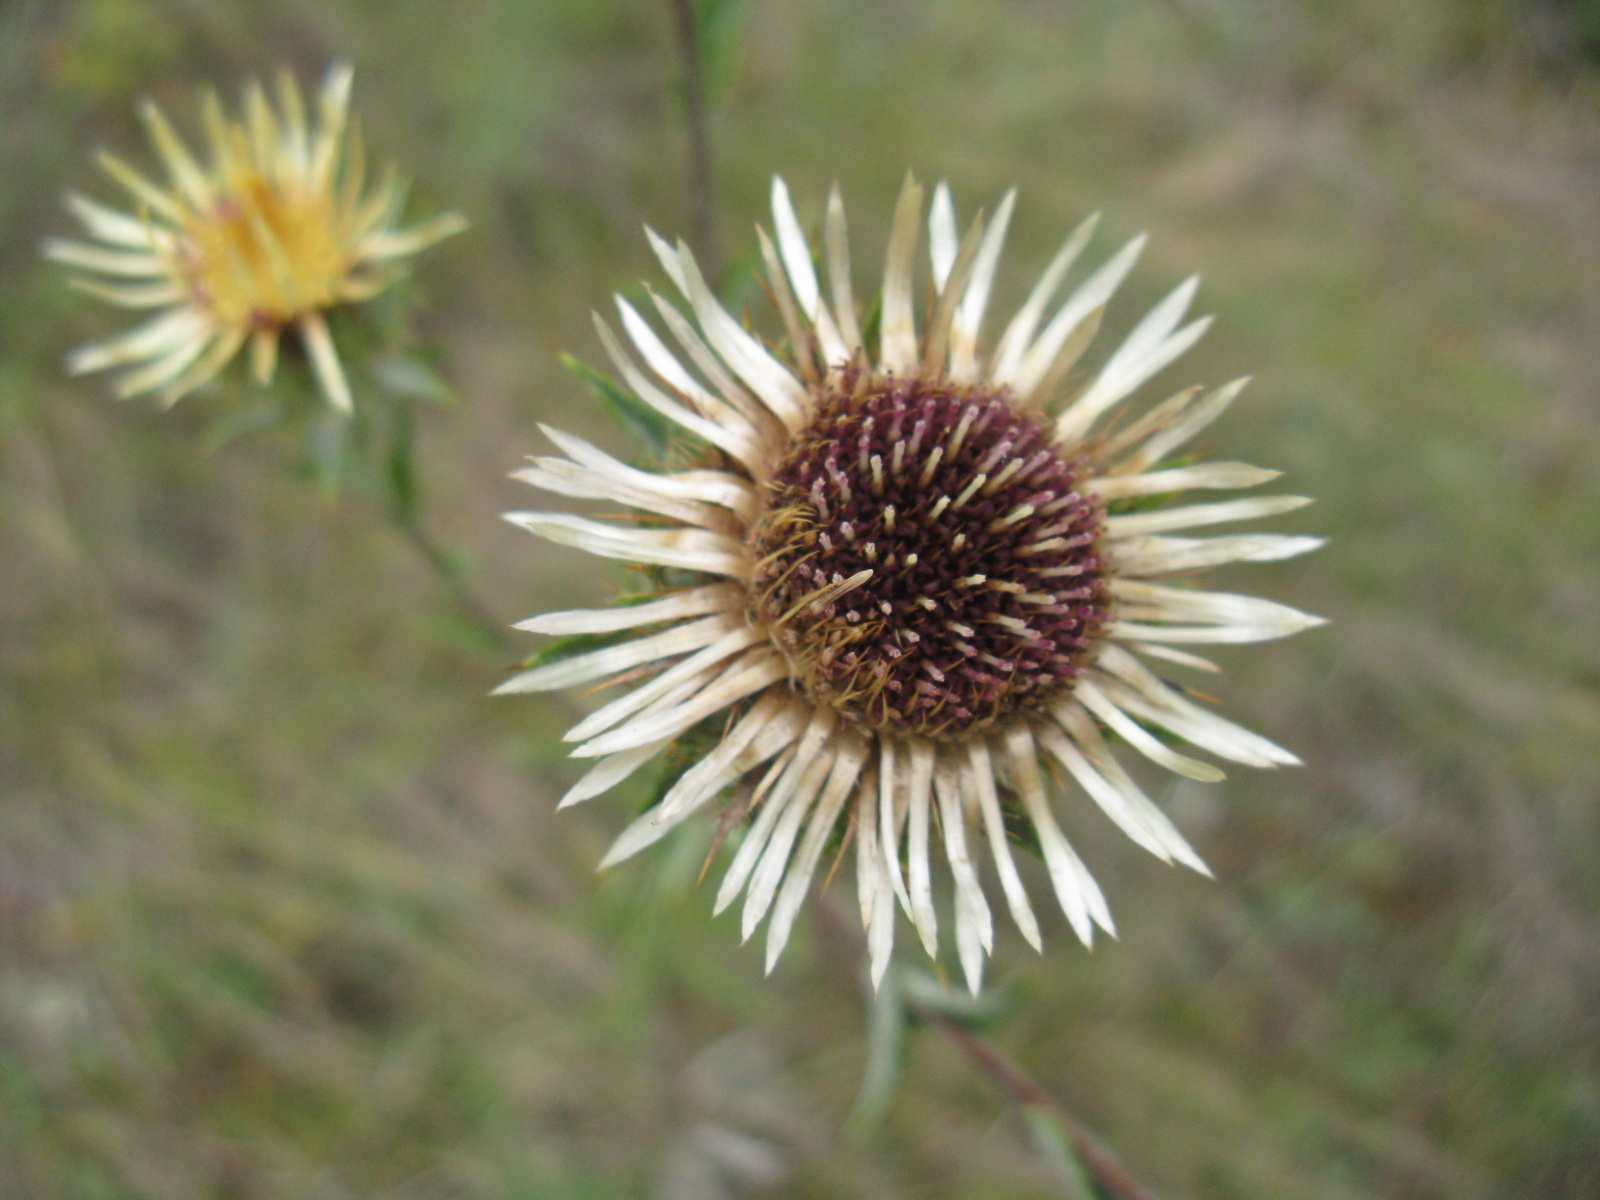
[3,0,1598,1196]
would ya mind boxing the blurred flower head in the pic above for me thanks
[504,176,1323,992]
[47,63,466,412]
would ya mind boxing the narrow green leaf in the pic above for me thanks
[308,406,349,500]
[898,968,1011,1029]
[1102,454,1200,516]
[640,709,728,815]
[386,399,419,524]
[512,629,631,674]
[697,0,751,106]
[512,588,703,672]
[1000,786,1046,861]
[561,353,674,464]
[848,967,909,1136]
[859,294,883,363]
[714,244,766,310]
[371,354,455,406]
[1020,1105,1096,1200]
[200,398,283,455]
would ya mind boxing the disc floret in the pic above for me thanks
[752,366,1108,739]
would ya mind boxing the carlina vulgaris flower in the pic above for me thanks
[46,63,467,412]
[502,175,1325,993]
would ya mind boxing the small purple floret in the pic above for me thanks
[752,369,1110,739]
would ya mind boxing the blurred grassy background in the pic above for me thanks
[3,0,1599,1196]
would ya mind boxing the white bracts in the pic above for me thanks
[502,174,1323,992]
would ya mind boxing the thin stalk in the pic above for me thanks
[372,381,509,654]
[934,1019,1160,1200]
[391,510,509,652]
[667,0,722,282]
[813,893,1160,1200]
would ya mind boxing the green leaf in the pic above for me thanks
[714,243,767,311]
[511,589,701,673]
[898,967,1011,1030]
[308,406,349,500]
[386,399,420,525]
[200,397,284,455]
[999,786,1046,861]
[512,627,638,673]
[859,294,883,363]
[1020,1105,1096,1200]
[697,0,751,106]
[1102,454,1200,516]
[514,587,712,675]
[561,353,674,464]
[371,354,455,406]
[640,708,729,815]
[848,967,909,1135]
[609,590,684,609]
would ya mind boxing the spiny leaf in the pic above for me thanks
[859,294,883,363]
[640,708,731,816]
[999,786,1046,861]
[512,589,696,672]
[1102,454,1201,516]
[513,627,638,673]
[562,353,673,464]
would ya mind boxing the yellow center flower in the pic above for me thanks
[48,64,465,412]
[182,173,349,330]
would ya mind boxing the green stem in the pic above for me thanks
[667,0,722,283]
[815,894,1159,1200]
[391,510,510,652]
[934,1019,1160,1200]
[375,379,509,653]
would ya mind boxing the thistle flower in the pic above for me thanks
[504,177,1323,992]
[47,64,466,412]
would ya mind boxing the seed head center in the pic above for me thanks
[751,370,1110,739]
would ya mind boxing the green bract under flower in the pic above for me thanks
[502,175,1325,993]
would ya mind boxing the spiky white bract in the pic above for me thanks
[47,63,466,412]
[506,175,1323,994]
